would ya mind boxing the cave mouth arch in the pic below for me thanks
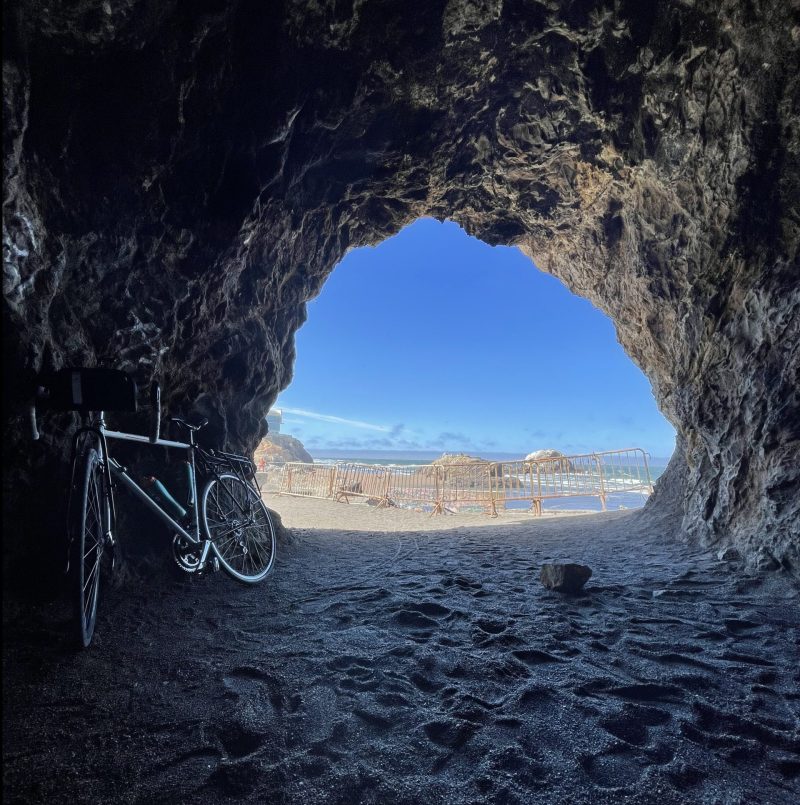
[278,217,676,478]
[2,0,797,575]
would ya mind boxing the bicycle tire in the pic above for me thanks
[200,473,276,583]
[72,448,107,647]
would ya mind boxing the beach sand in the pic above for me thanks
[3,495,799,803]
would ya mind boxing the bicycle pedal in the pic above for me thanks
[211,557,220,572]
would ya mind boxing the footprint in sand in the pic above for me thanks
[492,657,531,681]
[607,683,685,703]
[720,650,775,667]
[391,610,439,629]
[723,618,761,634]
[375,692,411,708]
[579,747,644,789]
[389,600,452,629]
[488,747,548,786]
[410,601,451,617]
[222,667,283,703]
[442,576,483,593]
[352,707,393,731]
[410,671,441,693]
[423,718,476,749]
[217,721,266,758]
[598,704,670,746]
[512,649,563,665]
[518,684,553,709]
[474,618,509,635]
[326,655,373,673]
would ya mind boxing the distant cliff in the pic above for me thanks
[254,434,313,466]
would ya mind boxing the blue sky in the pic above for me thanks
[275,219,676,460]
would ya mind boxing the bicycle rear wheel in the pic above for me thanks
[200,473,276,583]
[72,448,108,647]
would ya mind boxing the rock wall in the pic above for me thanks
[3,1,798,572]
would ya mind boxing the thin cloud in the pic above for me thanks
[278,406,392,433]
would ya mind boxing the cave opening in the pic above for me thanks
[266,217,676,517]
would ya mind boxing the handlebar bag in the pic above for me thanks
[38,368,138,413]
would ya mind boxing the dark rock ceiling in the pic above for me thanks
[3,0,799,572]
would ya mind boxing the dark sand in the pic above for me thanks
[3,497,800,804]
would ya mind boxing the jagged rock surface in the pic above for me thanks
[3,1,798,573]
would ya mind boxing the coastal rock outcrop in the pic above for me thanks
[254,434,313,467]
[2,1,798,574]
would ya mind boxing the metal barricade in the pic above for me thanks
[280,462,338,499]
[333,463,391,503]
[268,448,654,516]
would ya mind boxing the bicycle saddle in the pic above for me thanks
[169,416,208,432]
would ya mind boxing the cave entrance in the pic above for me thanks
[264,218,675,520]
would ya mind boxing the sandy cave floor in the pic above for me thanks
[3,496,800,804]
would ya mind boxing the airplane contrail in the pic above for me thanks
[278,406,392,433]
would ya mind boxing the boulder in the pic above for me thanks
[426,453,491,489]
[540,563,592,594]
[525,449,567,462]
[525,449,574,472]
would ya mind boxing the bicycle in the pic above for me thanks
[30,367,277,648]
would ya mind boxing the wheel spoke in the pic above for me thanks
[202,474,274,581]
[83,558,99,596]
[74,447,107,647]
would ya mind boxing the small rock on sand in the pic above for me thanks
[717,546,741,562]
[540,563,592,593]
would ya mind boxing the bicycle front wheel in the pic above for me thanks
[200,473,276,583]
[72,448,108,647]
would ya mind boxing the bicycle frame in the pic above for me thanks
[71,412,216,570]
